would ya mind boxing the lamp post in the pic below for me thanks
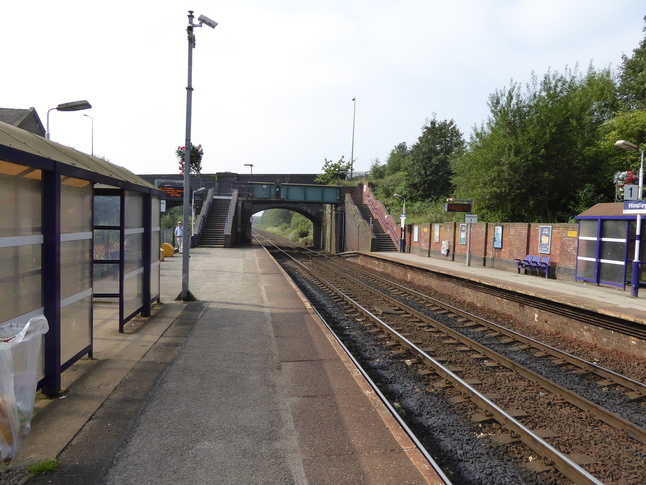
[350,97,356,179]
[180,10,217,302]
[46,100,92,140]
[83,114,94,156]
[394,193,406,253]
[615,140,644,297]
[244,163,253,183]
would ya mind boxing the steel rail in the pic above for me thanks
[252,233,451,483]
[332,258,646,399]
[258,236,604,485]
[313,257,646,446]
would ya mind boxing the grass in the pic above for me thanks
[28,459,59,476]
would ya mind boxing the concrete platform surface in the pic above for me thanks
[15,247,443,484]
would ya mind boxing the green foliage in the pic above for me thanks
[289,213,313,242]
[28,459,60,476]
[597,110,646,171]
[451,66,619,222]
[316,157,351,185]
[161,206,183,228]
[358,23,646,224]
[176,143,204,175]
[254,209,313,245]
[368,158,387,180]
[618,17,646,110]
[385,142,411,175]
[405,116,464,201]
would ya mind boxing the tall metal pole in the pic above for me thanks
[84,114,93,156]
[350,97,356,179]
[180,11,196,301]
[632,149,644,297]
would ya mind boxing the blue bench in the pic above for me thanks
[515,255,551,279]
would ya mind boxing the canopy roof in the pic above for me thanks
[0,120,157,191]
[576,202,628,218]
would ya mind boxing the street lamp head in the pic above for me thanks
[394,193,404,200]
[56,100,92,112]
[244,164,253,168]
[615,140,640,152]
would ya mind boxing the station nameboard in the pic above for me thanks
[623,200,646,214]
[445,199,472,213]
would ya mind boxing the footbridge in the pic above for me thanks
[138,173,347,251]
[235,182,342,247]
[138,173,398,253]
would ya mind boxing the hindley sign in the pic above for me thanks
[623,200,646,214]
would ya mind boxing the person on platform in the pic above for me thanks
[174,221,184,253]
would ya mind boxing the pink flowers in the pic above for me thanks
[176,144,204,175]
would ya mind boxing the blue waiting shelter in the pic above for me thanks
[575,203,644,291]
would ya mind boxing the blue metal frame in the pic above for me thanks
[42,166,62,395]
[0,141,163,394]
[575,215,635,290]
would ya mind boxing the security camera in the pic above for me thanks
[198,14,218,29]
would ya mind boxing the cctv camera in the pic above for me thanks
[198,14,218,29]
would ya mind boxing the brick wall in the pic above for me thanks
[404,221,578,280]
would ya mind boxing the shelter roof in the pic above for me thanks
[576,202,627,218]
[0,120,157,190]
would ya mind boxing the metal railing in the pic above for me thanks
[364,186,399,245]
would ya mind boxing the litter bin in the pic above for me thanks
[0,315,48,464]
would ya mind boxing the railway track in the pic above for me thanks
[254,230,646,485]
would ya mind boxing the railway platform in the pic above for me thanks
[14,247,444,485]
[365,251,646,326]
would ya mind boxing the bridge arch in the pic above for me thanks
[238,200,325,247]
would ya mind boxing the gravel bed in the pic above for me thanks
[281,257,564,485]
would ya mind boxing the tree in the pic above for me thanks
[315,156,351,184]
[385,142,411,175]
[452,66,619,222]
[597,109,646,192]
[618,17,646,110]
[405,116,464,201]
[368,158,387,180]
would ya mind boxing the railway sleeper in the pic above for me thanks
[567,453,596,465]
[524,460,553,474]
[626,391,646,402]
[499,337,517,345]
[533,428,558,439]
[442,338,461,345]
[390,349,411,357]
[492,433,521,445]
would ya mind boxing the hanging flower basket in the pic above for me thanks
[176,144,204,175]
[613,170,638,201]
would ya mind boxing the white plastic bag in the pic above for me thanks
[0,315,49,464]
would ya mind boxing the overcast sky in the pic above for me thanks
[2,1,644,176]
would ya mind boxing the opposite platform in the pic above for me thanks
[365,251,646,326]
[18,247,443,485]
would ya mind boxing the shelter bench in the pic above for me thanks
[514,255,551,279]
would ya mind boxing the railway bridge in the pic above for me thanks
[138,173,351,252]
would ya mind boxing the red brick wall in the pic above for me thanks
[406,222,578,279]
